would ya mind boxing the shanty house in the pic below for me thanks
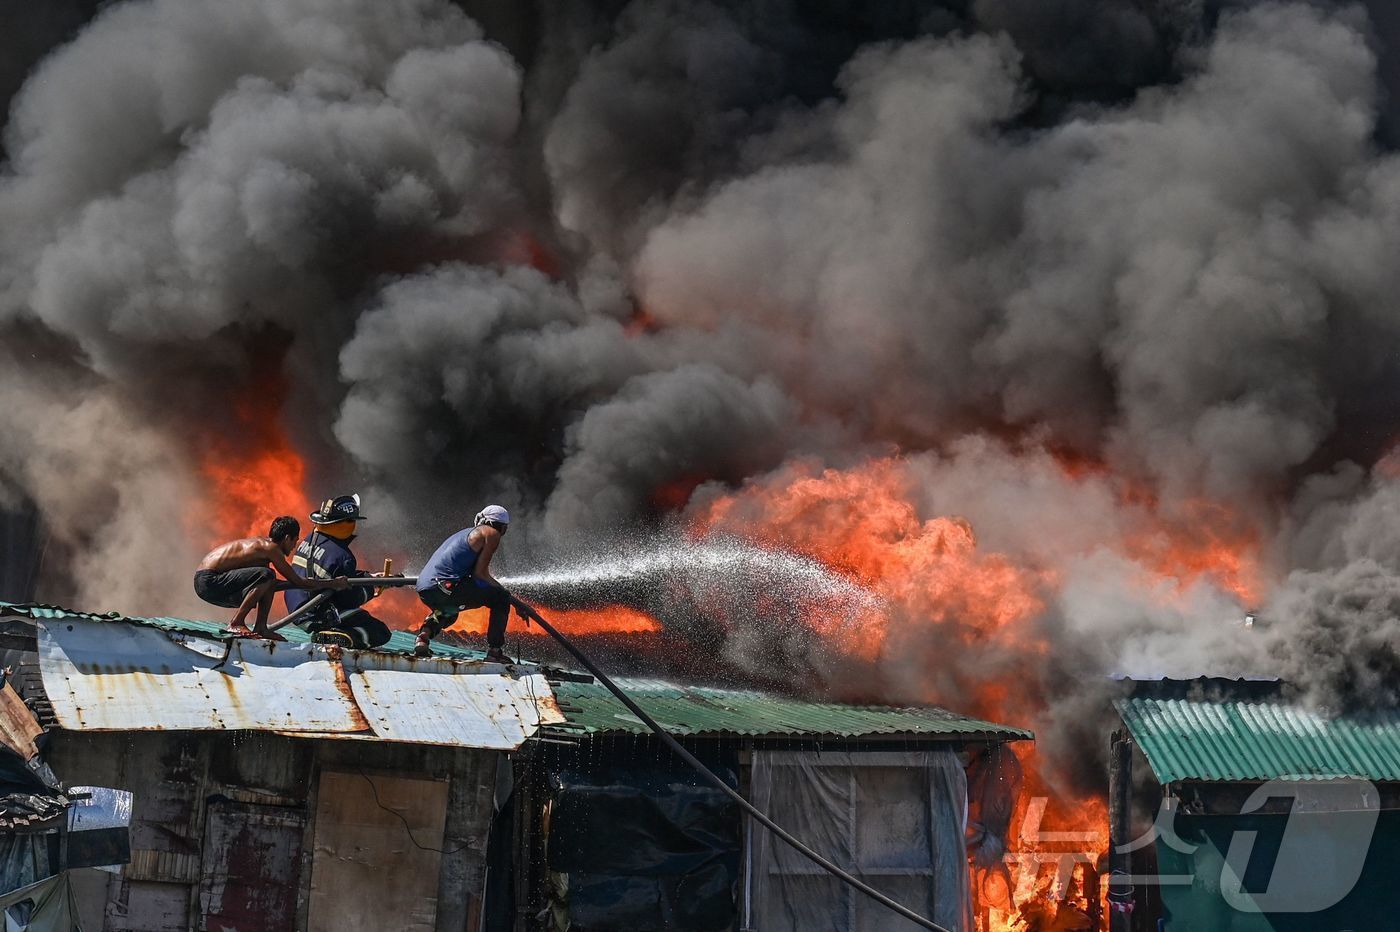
[1110,679,1400,931]
[525,680,1030,932]
[1,600,561,932]
[0,601,1031,932]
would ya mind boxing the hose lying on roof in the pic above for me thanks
[509,595,954,932]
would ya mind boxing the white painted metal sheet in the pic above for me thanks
[342,651,565,751]
[36,618,562,750]
[38,619,366,734]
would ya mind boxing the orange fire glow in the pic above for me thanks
[1047,450,1263,604]
[981,752,1109,932]
[694,454,1263,929]
[371,585,664,637]
[519,604,664,635]
[1116,494,1262,605]
[197,396,307,544]
[697,458,1049,657]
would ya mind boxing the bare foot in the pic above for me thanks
[254,629,287,642]
[227,624,255,638]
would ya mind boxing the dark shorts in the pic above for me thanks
[418,581,509,618]
[418,581,511,648]
[193,567,274,608]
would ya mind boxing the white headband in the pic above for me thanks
[475,504,511,526]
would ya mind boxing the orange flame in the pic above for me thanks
[1047,449,1263,604]
[371,585,664,637]
[520,605,663,635]
[196,396,307,545]
[697,458,1049,658]
[692,454,1262,929]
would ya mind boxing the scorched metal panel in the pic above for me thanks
[38,619,367,734]
[339,651,565,750]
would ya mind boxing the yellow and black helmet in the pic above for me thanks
[310,493,367,524]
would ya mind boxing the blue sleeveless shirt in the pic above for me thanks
[416,528,482,592]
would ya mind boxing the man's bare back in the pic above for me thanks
[199,537,285,573]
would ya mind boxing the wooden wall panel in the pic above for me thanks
[307,770,449,932]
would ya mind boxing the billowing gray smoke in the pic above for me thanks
[5,0,1400,777]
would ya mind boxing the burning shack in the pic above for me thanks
[1108,679,1400,931]
[521,679,1030,931]
[0,600,1032,932]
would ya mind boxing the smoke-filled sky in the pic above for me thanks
[6,0,1400,746]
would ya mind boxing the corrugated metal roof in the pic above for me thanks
[550,679,1033,741]
[3,602,1031,746]
[38,618,367,733]
[33,616,563,751]
[1116,697,1400,783]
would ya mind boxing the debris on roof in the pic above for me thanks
[1116,696,1400,783]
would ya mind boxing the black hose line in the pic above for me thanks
[509,595,953,932]
[265,577,419,631]
[266,590,332,633]
[272,576,420,591]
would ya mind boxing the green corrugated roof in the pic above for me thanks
[551,679,1034,741]
[1116,697,1400,783]
[0,601,487,661]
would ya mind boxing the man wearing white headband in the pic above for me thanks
[414,504,515,660]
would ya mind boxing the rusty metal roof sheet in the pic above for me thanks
[1116,697,1400,783]
[322,650,562,749]
[33,616,562,751]
[548,679,1034,741]
[38,618,365,733]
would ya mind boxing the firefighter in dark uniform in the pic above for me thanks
[284,493,392,649]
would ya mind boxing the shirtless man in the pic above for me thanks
[194,516,347,639]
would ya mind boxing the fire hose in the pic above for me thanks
[260,579,953,929]
[266,576,419,632]
[507,594,954,932]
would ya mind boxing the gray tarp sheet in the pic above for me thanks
[748,749,972,932]
[0,872,80,932]
[0,836,49,901]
